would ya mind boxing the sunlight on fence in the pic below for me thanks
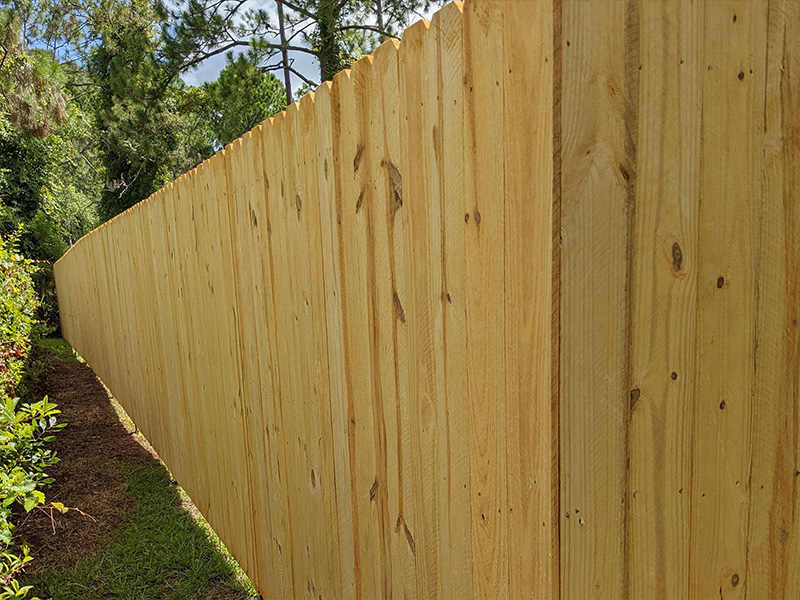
[55,1,800,598]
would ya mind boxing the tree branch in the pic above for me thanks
[337,23,393,37]
[275,0,317,21]
[261,63,317,87]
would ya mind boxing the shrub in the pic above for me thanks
[0,237,64,599]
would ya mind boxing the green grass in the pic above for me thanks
[26,457,257,600]
[37,338,82,363]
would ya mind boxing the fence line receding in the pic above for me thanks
[55,1,800,598]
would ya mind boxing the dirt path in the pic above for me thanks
[17,348,256,599]
[18,353,145,570]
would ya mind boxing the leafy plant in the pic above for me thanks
[0,237,64,599]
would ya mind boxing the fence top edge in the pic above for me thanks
[55,0,470,267]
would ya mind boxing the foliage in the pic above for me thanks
[198,53,286,147]
[0,110,99,332]
[1,0,439,226]
[0,237,64,600]
[33,339,77,364]
[0,11,66,138]
[87,0,183,219]
[0,109,99,262]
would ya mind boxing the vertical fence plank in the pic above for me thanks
[168,170,204,506]
[273,106,319,597]
[365,35,419,599]
[559,0,632,598]
[745,2,800,597]
[462,2,507,597]
[690,2,768,599]
[254,119,296,599]
[158,182,194,501]
[501,0,556,598]
[332,60,388,598]
[430,4,471,597]
[226,132,261,581]
[628,2,702,598]
[301,92,345,598]
[143,189,180,466]
[187,162,216,520]
[260,112,305,598]
[313,83,358,599]
[399,18,443,598]
[193,157,226,530]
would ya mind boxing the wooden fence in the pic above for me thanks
[54,0,800,598]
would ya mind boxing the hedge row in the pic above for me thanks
[0,238,63,599]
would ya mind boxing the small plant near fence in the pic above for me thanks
[0,237,64,599]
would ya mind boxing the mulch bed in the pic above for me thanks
[16,352,154,572]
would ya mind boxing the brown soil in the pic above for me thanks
[16,352,154,572]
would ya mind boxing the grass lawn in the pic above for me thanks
[28,462,256,600]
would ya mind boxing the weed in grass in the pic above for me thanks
[36,339,80,364]
[25,460,256,600]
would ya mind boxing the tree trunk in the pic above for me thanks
[376,0,384,34]
[316,0,341,82]
[276,0,293,104]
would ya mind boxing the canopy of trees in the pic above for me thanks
[1,0,442,256]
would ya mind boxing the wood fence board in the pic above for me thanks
[461,2,507,597]
[559,1,631,597]
[628,2,702,598]
[254,119,297,599]
[430,5,471,598]
[501,0,556,598]
[313,83,359,599]
[399,18,442,598]
[689,2,768,598]
[366,37,418,599]
[745,3,800,597]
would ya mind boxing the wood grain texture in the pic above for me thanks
[560,0,633,598]
[689,3,768,598]
[53,1,800,598]
[628,2,702,598]
[399,17,443,598]
[461,2,507,596]
[367,36,416,600]
[429,4,471,597]
[501,1,556,598]
[745,3,800,598]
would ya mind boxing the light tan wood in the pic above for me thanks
[461,2,507,597]
[628,2,702,598]
[313,82,358,599]
[690,2,768,599]
[559,0,631,598]
[745,3,800,598]
[253,120,296,599]
[501,1,556,598]
[53,1,800,598]
[429,5,471,598]
[399,17,443,598]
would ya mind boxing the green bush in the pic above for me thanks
[0,237,64,599]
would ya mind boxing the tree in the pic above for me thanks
[159,0,446,96]
[0,110,100,261]
[0,10,67,137]
[87,0,200,218]
[200,53,286,146]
